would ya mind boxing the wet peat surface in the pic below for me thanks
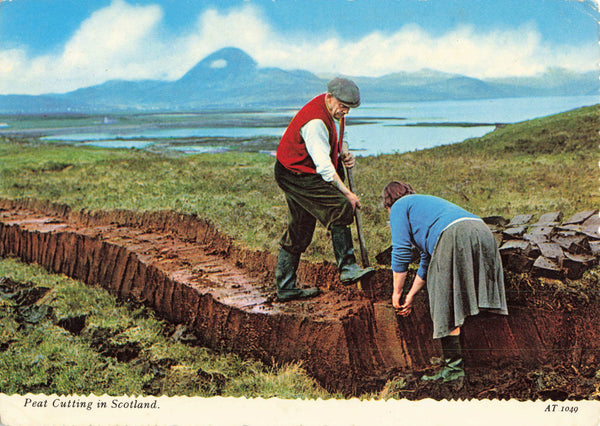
[1,198,600,400]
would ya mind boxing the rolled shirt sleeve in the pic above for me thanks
[300,119,337,182]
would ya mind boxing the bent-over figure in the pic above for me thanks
[382,181,508,382]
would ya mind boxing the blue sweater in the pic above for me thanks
[389,194,479,279]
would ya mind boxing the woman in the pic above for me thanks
[382,181,508,382]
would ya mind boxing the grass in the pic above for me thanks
[0,104,598,397]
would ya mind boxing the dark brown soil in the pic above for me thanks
[1,198,599,399]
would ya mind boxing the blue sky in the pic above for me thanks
[0,0,597,94]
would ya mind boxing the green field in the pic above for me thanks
[0,104,598,398]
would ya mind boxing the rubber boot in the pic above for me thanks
[275,248,319,302]
[330,225,375,284]
[421,335,465,382]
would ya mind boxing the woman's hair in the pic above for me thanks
[382,181,416,209]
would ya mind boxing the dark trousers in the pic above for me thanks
[274,161,354,254]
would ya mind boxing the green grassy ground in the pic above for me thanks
[0,104,598,397]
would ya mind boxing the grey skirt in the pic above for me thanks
[427,219,508,338]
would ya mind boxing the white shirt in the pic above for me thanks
[300,119,338,182]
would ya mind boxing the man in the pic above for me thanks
[273,77,374,302]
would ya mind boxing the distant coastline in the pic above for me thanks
[1,95,597,157]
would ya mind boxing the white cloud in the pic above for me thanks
[0,0,165,94]
[0,1,596,95]
[0,48,25,75]
[257,22,597,79]
[61,0,162,67]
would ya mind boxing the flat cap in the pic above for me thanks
[327,77,360,108]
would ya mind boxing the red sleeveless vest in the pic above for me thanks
[276,94,344,174]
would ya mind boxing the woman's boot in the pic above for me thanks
[421,335,465,382]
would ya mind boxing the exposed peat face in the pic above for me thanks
[1,198,599,398]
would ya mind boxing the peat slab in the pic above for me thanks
[0,198,599,396]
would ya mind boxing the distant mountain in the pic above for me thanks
[488,68,599,97]
[355,71,509,102]
[0,47,596,113]
[177,47,258,86]
[167,47,324,108]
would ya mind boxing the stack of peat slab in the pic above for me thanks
[487,210,600,280]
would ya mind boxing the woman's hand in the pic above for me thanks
[392,273,425,317]
[397,293,414,317]
[392,289,402,310]
[393,289,413,316]
[392,271,407,315]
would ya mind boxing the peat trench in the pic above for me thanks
[1,198,600,398]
